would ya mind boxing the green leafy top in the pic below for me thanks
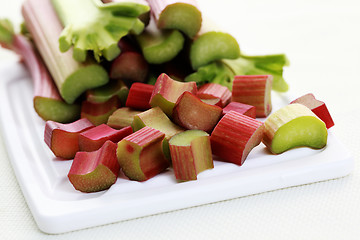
[185,54,290,92]
[51,0,150,62]
[0,19,14,49]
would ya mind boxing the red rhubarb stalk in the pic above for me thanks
[197,83,231,108]
[222,102,256,118]
[81,96,120,126]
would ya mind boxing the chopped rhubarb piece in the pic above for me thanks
[107,107,142,129]
[232,75,273,118]
[149,73,197,117]
[197,83,231,108]
[132,107,184,159]
[263,103,328,154]
[79,124,133,152]
[117,126,169,181]
[169,130,213,181]
[147,0,202,38]
[190,31,240,70]
[86,79,129,105]
[81,96,120,126]
[210,111,264,165]
[125,83,154,110]
[68,141,120,193]
[44,118,94,159]
[222,102,256,118]
[173,92,223,133]
[290,93,334,129]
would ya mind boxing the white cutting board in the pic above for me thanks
[0,61,354,234]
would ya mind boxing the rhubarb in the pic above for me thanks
[169,130,213,181]
[79,124,133,152]
[172,92,223,133]
[81,96,120,126]
[86,79,129,105]
[263,103,328,154]
[44,118,94,159]
[0,19,81,123]
[149,73,197,117]
[125,82,154,110]
[190,31,240,70]
[22,0,109,104]
[107,107,142,129]
[117,126,169,181]
[197,83,231,108]
[210,111,264,165]
[68,140,120,193]
[146,0,202,38]
[232,75,273,118]
[290,93,334,129]
[132,107,184,159]
[135,17,185,64]
[222,102,256,118]
[51,0,150,62]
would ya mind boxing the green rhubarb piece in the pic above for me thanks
[86,79,129,104]
[132,107,184,159]
[263,103,328,154]
[35,97,80,123]
[223,54,290,92]
[0,19,14,48]
[135,18,185,64]
[23,0,110,104]
[190,31,240,70]
[155,2,202,38]
[51,0,150,62]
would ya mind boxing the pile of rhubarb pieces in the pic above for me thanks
[0,0,334,193]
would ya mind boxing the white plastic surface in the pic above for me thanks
[0,61,354,234]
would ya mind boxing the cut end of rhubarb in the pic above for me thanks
[157,2,202,38]
[263,103,328,154]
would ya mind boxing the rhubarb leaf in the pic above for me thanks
[51,0,150,62]
[0,19,14,49]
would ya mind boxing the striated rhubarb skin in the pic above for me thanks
[107,107,142,129]
[210,111,264,165]
[147,0,202,38]
[263,103,328,154]
[169,130,213,181]
[0,19,80,123]
[44,118,94,159]
[117,126,169,181]
[79,124,133,152]
[290,93,334,129]
[149,73,197,117]
[125,82,154,110]
[172,91,223,133]
[68,140,120,193]
[22,0,109,104]
[222,102,256,118]
[81,96,120,126]
[232,75,273,118]
[197,83,231,108]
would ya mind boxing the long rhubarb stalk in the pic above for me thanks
[0,19,80,123]
[22,0,109,104]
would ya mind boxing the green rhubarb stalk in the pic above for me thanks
[185,54,289,92]
[135,16,185,64]
[146,0,202,38]
[51,0,150,62]
[22,0,109,104]
[0,19,80,123]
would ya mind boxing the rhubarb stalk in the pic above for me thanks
[22,0,109,104]
[0,19,80,123]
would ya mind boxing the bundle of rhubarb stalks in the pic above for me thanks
[0,0,335,193]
